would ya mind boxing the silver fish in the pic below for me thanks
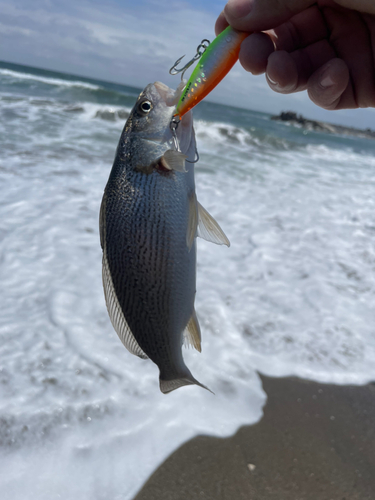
[100,81,229,394]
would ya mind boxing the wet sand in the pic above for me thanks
[133,375,375,500]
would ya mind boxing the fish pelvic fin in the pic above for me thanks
[183,309,202,352]
[159,371,214,395]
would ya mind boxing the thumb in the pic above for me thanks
[224,0,315,32]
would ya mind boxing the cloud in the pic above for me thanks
[1,0,374,128]
[0,0,217,84]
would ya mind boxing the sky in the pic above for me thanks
[1,0,374,128]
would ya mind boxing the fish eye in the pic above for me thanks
[139,100,152,115]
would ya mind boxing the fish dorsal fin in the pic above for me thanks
[161,150,187,172]
[102,251,148,360]
[197,202,230,247]
[183,309,202,352]
[187,191,198,250]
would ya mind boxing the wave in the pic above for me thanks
[0,68,101,90]
[0,94,131,122]
[194,119,303,155]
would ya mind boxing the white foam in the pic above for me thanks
[1,86,375,499]
[0,68,101,90]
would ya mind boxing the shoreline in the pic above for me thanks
[133,375,375,500]
[271,111,375,140]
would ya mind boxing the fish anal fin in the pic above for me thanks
[197,202,230,247]
[183,309,202,352]
[187,191,198,250]
[161,150,187,172]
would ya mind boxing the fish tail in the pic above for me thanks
[159,368,213,395]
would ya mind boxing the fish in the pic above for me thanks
[100,81,229,394]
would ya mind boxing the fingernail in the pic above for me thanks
[267,75,279,86]
[266,75,283,89]
[225,0,252,19]
[320,67,334,88]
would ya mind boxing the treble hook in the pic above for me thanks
[169,117,199,163]
[169,39,210,81]
[169,116,181,151]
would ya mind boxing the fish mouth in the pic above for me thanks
[154,81,179,107]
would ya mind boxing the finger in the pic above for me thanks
[288,39,337,90]
[263,39,338,93]
[322,6,375,107]
[215,11,229,36]
[224,0,315,33]
[266,51,299,93]
[269,6,328,52]
[239,33,275,74]
[307,58,350,109]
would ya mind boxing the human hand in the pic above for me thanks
[216,0,375,110]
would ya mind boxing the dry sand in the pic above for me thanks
[133,375,375,500]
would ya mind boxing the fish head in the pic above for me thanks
[129,83,173,141]
[121,82,196,171]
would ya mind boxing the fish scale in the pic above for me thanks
[104,169,195,369]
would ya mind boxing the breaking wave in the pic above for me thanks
[0,68,101,90]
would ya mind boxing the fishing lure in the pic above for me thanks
[170,26,249,120]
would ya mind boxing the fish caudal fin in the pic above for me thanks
[159,369,213,395]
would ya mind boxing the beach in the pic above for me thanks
[134,375,375,500]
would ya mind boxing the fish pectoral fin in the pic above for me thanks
[183,309,202,352]
[161,150,187,172]
[197,202,230,247]
[102,251,148,360]
[187,191,198,250]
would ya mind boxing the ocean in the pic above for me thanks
[1,60,374,499]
